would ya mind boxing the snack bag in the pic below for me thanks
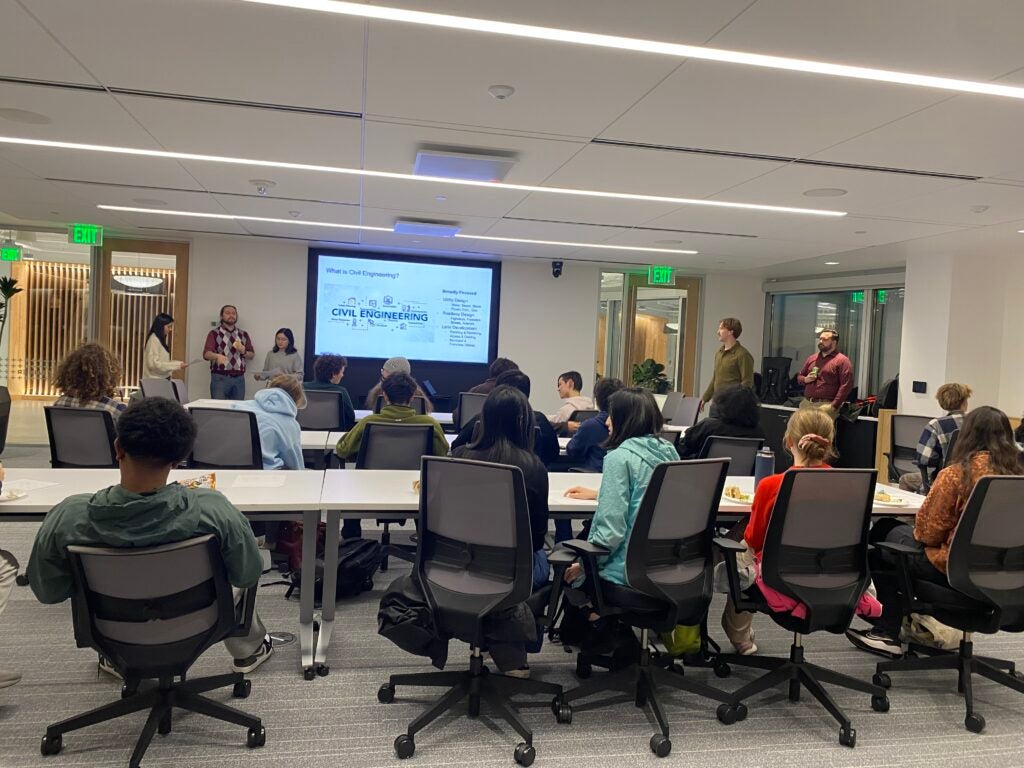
[182,472,217,490]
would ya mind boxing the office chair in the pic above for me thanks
[188,408,262,469]
[873,476,1024,733]
[884,414,931,482]
[715,469,888,747]
[355,422,435,570]
[139,378,179,402]
[918,428,959,494]
[374,394,427,414]
[567,409,600,424]
[44,407,118,468]
[555,460,735,757]
[456,392,488,431]
[172,379,188,405]
[377,457,563,765]
[759,357,792,405]
[698,436,764,475]
[661,392,683,421]
[297,389,346,430]
[40,536,264,767]
[659,429,681,450]
[673,396,702,429]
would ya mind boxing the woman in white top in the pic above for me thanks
[257,327,303,381]
[142,313,185,380]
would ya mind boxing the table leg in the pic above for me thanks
[299,509,318,680]
[313,509,340,676]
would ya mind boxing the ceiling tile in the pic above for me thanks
[862,180,1024,227]
[0,0,98,83]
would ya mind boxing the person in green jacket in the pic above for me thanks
[701,317,755,415]
[27,398,273,677]
[563,387,680,587]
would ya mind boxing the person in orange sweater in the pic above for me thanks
[847,406,1023,658]
[723,407,835,655]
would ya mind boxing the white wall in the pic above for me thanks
[998,255,1024,419]
[898,252,953,415]
[697,273,765,397]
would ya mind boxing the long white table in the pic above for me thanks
[188,399,455,426]
[325,432,572,455]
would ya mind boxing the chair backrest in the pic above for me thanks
[624,459,730,627]
[661,392,683,420]
[67,535,240,676]
[297,389,344,430]
[417,456,533,643]
[456,392,488,431]
[568,409,600,423]
[374,394,426,414]
[672,396,702,428]
[188,408,262,469]
[172,379,189,405]
[44,406,118,468]
[761,468,876,633]
[947,476,1024,630]
[140,378,179,402]
[890,414,931,475]
[698,436,764,475]
[759,356,792,405]
[659,429,680,449]
[355,422,435,469]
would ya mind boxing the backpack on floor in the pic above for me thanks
[286,538,382,604]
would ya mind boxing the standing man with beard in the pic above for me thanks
[204,304,255,400]
[797,328,853,413]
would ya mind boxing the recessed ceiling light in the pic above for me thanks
[970,205,990,213]
[434,195,447,202]
[487,84,515,100]
[238,0,1024,100]
[132,197,168,207]
[288,210,302,218]
[96,204,699,254]
[803,188,848,197]
[0,136,846,217]
[0,108,51,125]
[854,230,868,234]
[824,261,840,265]
[654,239,683,245]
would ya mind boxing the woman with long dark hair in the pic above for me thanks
[142,312,185,380]
[258,327,303,381]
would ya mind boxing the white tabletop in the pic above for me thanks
[326,433,571,454]
[187,398,235,411]
[301,431,331,451]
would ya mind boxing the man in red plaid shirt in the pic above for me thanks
[203,304,255,400]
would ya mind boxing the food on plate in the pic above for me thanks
[874,489,894,503]
[182,473,217,490]
[723,485,752,502]
[412,480,421,493]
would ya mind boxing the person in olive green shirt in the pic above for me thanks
[701,317,755,411]
[27,398,273,676]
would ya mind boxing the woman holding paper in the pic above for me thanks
[142,313,186,380]
[256,328,303,381]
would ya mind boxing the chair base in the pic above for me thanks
[719,636,888,747]
[41,672,263,768]
[877,638,1024,733]
[561,633,734,757]
[379,650,562,765]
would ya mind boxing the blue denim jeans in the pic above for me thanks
[554,519,575,543]
[211,373,245,400]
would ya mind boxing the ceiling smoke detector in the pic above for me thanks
[249,179,277,196]
[803,187,848,197]
[487,84,516,100]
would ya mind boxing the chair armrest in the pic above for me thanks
[713,537,746,554]
[559,539,611,615]
[561,539,610,557]
[713,537,760,613]
[873,540,929,615]
[875,540,924,556]
[230,585,259,638]
[548,547,577,566]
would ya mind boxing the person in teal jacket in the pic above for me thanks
[564,387,679,587]
[234,375,306,470]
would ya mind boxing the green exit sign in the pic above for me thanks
[0,244,21,262]
[648,265,674,285]
[876,289,888,305]
[851,290,865,303]
[68,223,103,246]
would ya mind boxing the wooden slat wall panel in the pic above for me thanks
[109,267,177,390]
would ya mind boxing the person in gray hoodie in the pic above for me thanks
[27,398,273,676]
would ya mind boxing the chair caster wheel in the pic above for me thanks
[514,742,536,766]
[575,657,592,679]
[40,734,63,756]
[552,698,573,724]
[303,667,316,681]
[839,726,856,748]
[716,703,745,725]
[378,684,396,703]
[395,735,415,759]
[650,734,672,757]
[965,713,985,733]
[713,661,731,678]
[121,684,138,699]
[315,664,329,677]
[871,695,890,713]
[872,672,891,689]
[233,680,251,698]
[246,725,266,748]
[736,703,748,721]
[16,573,29,586]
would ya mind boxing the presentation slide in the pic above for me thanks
[313,253,495,364]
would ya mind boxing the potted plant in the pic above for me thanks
[632,358,670,394]
[0,276,24,454]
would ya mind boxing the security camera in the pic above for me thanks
[551,260,563,278]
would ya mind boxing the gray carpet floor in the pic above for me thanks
[2,470,1024,765]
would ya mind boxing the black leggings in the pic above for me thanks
[868,519,947,635]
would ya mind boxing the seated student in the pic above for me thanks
[451,369,559,466]
[364,357,433,413]
[898,383,971,492]
[549,370,595,432]
[847,406,1023,658]
[27,398,274,676]
[52,343,127,420]
[565,377,624,472]
[303,354,356,430]
[234,375,305,470]
[562,388,679,588]
[724,407,835,655]
[677,384,766,460]
[452,385,550,677]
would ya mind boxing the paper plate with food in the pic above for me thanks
[722,485,753,504]
[873,488,908,507]
[0,489,27,503]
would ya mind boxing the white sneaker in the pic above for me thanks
[232,635,274,674]
[97,655,123,681]
[733,640,758,656]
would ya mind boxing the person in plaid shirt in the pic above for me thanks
[52,343,127,420]
[203,304,255,400]
[898,382,971,492]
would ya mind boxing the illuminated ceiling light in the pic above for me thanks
[238,0,1024,100]
[455,233,697,254]
[0,136,846,217]
[114,275,164,289]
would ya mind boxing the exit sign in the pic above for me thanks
[0,244,21,262]
[68,223,103,246]
[648,265,674,285]
[851,290,865,303]
[876,289,888,304]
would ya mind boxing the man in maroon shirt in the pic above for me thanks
[797,328,853,411]
[203,304,255,400]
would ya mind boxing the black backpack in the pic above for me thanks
[286,538,382,604]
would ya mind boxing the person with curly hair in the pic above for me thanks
[303,354,356,430]
[53,343,127,420]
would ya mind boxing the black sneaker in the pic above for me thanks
[232,635,274,674]
[846,627,902,658]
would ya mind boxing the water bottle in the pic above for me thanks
[754,448,775,490]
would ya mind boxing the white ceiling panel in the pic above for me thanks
[0,154,38,180]
[0,0,97,83]
[29,0,366,112]
[601,61,946,158]
[360,205,495,235]
[600,227,835,262]
[361,176,527,219]
[1,147,203,191]
[50,182,228,216]
[177,161,361,206]
[872,181,1024,227]
[213,194,359,225]
[365,24,679,138]
[239,220,363,242]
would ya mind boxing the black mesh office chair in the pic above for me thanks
[140,378,179,402]
[40,536,264,767]
[698,436,764,475]
[661,392,682,421]
[715,469,887,747]
[377,457,563,765]
[188,408,262,469]
[918,428,959,494]
[672,397,702,429]
[172,379,188,405]
[556,459,735,757]
[374,394,427,414]
[456,392,488,431]
[44,407,118,468]
[873,476,1024,733]
[884,415,931,482]
[567,409,599,424]
[759,357,792,405]
[297,389,346,430]
[659,429,680,450]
